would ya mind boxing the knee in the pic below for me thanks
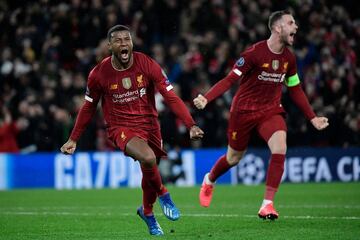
[226,154,242,166]
[271,143,287,154]
[140,153,157,167]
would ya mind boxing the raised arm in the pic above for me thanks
[193,70,240,109]
[194,46,255,110]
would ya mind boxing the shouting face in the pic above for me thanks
[108,30,133,69]
[277,14,298,46]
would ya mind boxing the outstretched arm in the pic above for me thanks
[147,55,204,139]
[194,70,240,109]
[288,84,329,130]
[161,89,204,139]
[60,100,97,154]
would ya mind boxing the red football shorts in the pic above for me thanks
[107,125,167,158]
[227,111,287,151]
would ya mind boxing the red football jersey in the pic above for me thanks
[70,52,195,141]
[230,40,297,112]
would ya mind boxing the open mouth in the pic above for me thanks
[120,49,129,60]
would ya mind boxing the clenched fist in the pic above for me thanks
[193,94,208,109]
[190,125,204,140]
[60,139,77,155]
[310,117,329,130]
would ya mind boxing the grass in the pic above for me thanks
[0,183,359,239]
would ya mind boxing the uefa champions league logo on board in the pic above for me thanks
[237,154,265,185]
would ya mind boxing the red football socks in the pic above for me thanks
[141,177,157,215]
[264,154,285,201]
[208,155,232,182]
[141,165,168,215]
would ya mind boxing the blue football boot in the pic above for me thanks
[158,192,180,221]
[137,206,164,236]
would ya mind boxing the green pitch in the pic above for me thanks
[1,183,359,240]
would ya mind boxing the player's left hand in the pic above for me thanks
[310,116,329,130]
[190,125,204,140]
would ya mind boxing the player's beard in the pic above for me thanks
[114,51,132,69]
[281,33,292,46]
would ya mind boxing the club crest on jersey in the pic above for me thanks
[272,60,279,70]
[232,131,237,140]
[236,57,245,67]
[122,77,132,89]
[283,62,288,71]
[121,131,127,141]
[137,74,144,87]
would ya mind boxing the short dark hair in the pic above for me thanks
[107,25,130,41]
[268,10,292,31]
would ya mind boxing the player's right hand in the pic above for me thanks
[60,139,77,155]
[193,94,208,109]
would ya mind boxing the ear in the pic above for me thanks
[107,41,112,52]
[274,24,282,34]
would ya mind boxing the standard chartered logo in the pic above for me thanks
[237,154,265,185]
[112,90,139,103]
[257,71,285,83]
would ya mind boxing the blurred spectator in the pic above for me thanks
[0,0,359,151]
[0,106,28,153]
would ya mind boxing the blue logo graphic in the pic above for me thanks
[236,57,245,67]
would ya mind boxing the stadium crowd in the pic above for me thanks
[0,0,359,153]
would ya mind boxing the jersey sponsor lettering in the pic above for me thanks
[112,89,139,103]
[257,71,285,83]
[140,88,146,97]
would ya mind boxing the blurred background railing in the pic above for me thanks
[1,147,359,190]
